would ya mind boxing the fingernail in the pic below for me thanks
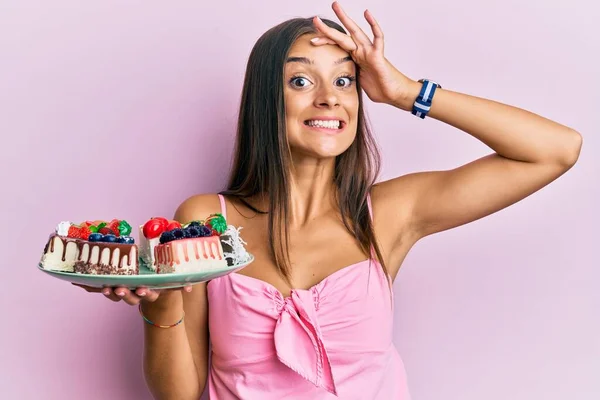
[102,289,110,296]
[138,291,146,297]
[116,291,125,297]
[310,37,319,43]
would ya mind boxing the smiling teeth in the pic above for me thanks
[307,120,341,129]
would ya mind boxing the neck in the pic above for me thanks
[287,154,337,228]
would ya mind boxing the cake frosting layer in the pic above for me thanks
[41,234,138,275]
[41,235,81,272]
[155,236,227,274]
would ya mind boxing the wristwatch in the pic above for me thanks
[412,79,442,119]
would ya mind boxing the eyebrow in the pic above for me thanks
[286,56,352,65]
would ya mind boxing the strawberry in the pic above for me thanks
[68,225,91,240]
[107,219,121,237]
[98,227,115,235]
[79,226,92,240]
[67,226,79,239]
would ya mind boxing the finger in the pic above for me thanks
[113,288,141,306]
[136,287,160,302]
[313,16,357,52]
[143,290,161,302]
[331,1,373,48]
[364,9,384,52]
[310,36,338,46]
[101,287,123,302]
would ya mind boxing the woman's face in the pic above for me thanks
[283,33,359,160]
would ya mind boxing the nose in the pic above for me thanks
[313,86,340,109]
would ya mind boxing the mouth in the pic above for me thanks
[303,119,346,132]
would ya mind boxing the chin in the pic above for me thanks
[290,128,356,158]
[291,141,354,160]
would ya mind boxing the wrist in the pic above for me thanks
[141,291,183,317]
[392,79,422,112]
[139,302,185,329]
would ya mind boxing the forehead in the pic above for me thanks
[286,34,354,69]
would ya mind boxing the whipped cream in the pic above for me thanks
[55,221,72,236]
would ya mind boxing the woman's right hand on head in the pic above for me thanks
[71,283,192,306]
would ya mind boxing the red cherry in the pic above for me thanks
[166,220,182,231]
[152,217,169,227]
[143,217,169,239]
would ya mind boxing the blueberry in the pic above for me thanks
[187,221,202,228]
[171,228,186,240]
[185,226,201,238]
[102,234,117,243]
[198,225,212,237]
[118,236,135,244]
[159,231,175,244]
[88,233,104,242]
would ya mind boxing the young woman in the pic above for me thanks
[77,3,582,399]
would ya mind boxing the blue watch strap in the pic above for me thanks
[412,79,440,119]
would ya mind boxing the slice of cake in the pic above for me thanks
[41,230,83,272]
[138,226,160,271]
[151,214,231,274]
[40,219,138,275]
[139,217,182,272]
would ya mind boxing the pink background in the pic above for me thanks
[1,0,598,399]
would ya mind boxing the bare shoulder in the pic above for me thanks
[173,193,223,223]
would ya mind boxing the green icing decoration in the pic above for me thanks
[97,222,107,230]
[209,213,227,234]
[89,225,99,233]
[119,220,132,236]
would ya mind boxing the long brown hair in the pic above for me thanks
[221,17,387,282]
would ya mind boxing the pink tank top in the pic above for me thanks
[206,194,411,399]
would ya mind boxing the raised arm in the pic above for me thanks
[313,2,582,275]
[380,84,582,241]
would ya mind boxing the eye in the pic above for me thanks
[335,75,355,88]
[289,76,312,88]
